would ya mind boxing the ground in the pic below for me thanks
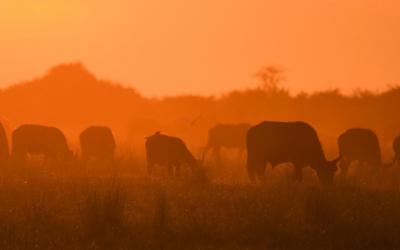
[0,158,400,249]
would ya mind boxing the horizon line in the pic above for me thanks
[0,61,397,98]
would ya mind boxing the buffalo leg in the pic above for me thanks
[168,165,174,177]
[246,163,257,182]
[293,165,303,182]
[247,160,264,182]
[238,148,246,161]
[339,158,350,177]
[108,157,117,176]
[202,147,210,162]
[10,151,26,168]
[44,155,52,167]
[175,165,181,177]
[147,162,154,176]
[213,147,222,165]
[370,158,381,174]
[256,164,267,182]
[364,160,378,180]
[81,155,91,176]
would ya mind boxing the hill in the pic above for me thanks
[0,63,146,139]
[0,62,400,155]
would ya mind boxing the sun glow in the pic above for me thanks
[0,0,399,95]
[0,1,81,26]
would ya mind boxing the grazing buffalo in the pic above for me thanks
[204,123,251,162]
[393,136,400,166]
[80,126,116,162]
[338,128,381,176]
[246,121,338,184]
[0,122,9,168]
[11,124,72,165]
[145,132,198,176]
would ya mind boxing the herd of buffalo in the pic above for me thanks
[0,121,400,184]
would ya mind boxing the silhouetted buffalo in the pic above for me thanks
[80,126,116,162]
[338,128,381,176]
[204,123,251,162]
[393,136,400,166]
[145,132,198,176]
[246,121,338,184]
[11,124,73,166]
[0,122,9,168]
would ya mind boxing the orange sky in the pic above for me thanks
[0,0,399,96]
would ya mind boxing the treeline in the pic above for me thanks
[0,63,398,157]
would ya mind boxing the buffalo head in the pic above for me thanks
[316,157,340,185]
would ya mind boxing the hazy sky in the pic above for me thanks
[0,0,399,96]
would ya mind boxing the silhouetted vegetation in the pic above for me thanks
[0,63,399,159]
[0,173,400,249]
[0,63,400,249]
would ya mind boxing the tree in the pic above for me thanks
[254,65,285,93]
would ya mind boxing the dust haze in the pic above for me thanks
[0,62,400,249]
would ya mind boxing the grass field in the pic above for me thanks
[0,159,400,250]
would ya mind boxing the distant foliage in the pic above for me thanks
[0,63,399,153]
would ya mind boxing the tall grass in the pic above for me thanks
[0,159,399,249]
[81,181,127,249]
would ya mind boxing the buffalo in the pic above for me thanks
[204,123,251,162]
[11,124,73,166]
[393,136,400,166]
[338,128,381,176]
[145,132,198,177]
[0,122,9,168]
[80,126,116,163]
[246,121,338,184]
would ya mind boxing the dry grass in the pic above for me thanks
[0,159,399,249]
